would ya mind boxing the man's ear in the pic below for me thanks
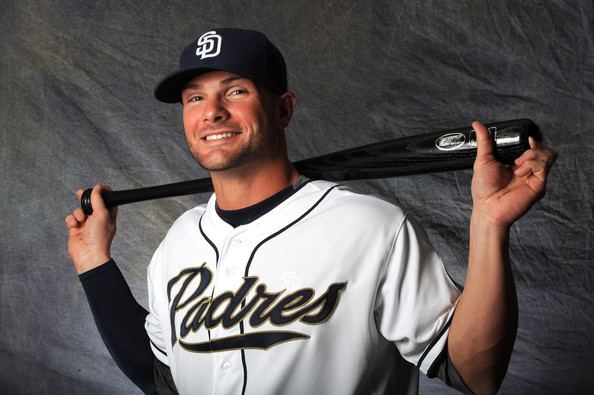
[276,91,297,129]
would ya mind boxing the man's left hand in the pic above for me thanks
[471,120,558,228]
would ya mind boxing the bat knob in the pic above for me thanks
[81,188,93,216]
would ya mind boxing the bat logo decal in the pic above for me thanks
[435,132,467,151]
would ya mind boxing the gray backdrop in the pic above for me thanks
[1,1,592,394]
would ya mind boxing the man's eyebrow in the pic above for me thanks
[219,76,251,85]
[183,76,251,91]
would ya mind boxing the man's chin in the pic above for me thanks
[195,155,245,173]
[197,162,235,172]
[192,148,272,173]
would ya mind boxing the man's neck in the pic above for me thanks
[210,157,300,210]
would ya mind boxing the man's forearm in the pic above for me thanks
[447,213,518,395]
[80,260,159,394]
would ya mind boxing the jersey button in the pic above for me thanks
[222,361,232,371]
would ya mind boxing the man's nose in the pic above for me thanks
[202,97,229,123]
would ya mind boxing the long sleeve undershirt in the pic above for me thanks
[80,261,175,394]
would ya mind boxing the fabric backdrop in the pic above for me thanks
[1,1,592,394]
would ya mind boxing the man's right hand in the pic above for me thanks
[65,184,118,274]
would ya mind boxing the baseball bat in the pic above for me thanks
[81,119,540,215]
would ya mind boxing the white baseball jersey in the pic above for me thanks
[145,180,461,395]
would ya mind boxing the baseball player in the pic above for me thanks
[65,28,557,395]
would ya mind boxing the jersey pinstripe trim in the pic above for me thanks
[199,214,219,267]
[236,184,340,395]
[150,339,168,357]
[244,185,339,277]
[199,213,220,348]
[417,310,454,369]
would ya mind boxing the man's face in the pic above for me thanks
[181,70,282,172]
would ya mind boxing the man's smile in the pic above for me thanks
[200,130,241,142]
[204,132,239,141]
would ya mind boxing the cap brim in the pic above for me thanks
[154,67,217,103]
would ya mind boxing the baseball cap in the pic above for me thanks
[154,28,288,103]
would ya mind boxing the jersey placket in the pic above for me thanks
[209,228,250,394]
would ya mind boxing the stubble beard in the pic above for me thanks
[189,128,278,172]
[191,144,257,172]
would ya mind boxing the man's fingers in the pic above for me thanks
[514,155,555,180]
[515,141,558,170]
[65,214,76,227]
[514,161,537,178]
[514,148,538,166]
[472,120,495,162]
[99,185,118,220]
[108,205,118,221]
[65,214,80,229]
[65,206,88,229]
[90,184,111,212]
[72,207,86,223]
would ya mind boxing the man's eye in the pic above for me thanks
[188,95,203,102]
[228,88,247,96]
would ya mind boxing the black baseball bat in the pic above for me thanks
[81,119,540,215]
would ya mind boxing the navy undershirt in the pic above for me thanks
[215,182,299,227]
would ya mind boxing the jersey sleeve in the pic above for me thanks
[145,243,170,366]
[374,215,461,375]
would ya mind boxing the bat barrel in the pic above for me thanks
[294,118,540,181]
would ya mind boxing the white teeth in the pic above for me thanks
[205,133,236,141]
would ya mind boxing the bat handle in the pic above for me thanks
[81,178,214,216]
[81,188,117,215]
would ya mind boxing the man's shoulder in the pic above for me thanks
[308,179,402,207]
[149,201,209,262]
[306,180,406,223]
[162,201,209,235]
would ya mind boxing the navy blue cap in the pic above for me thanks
[154,28,288,103]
